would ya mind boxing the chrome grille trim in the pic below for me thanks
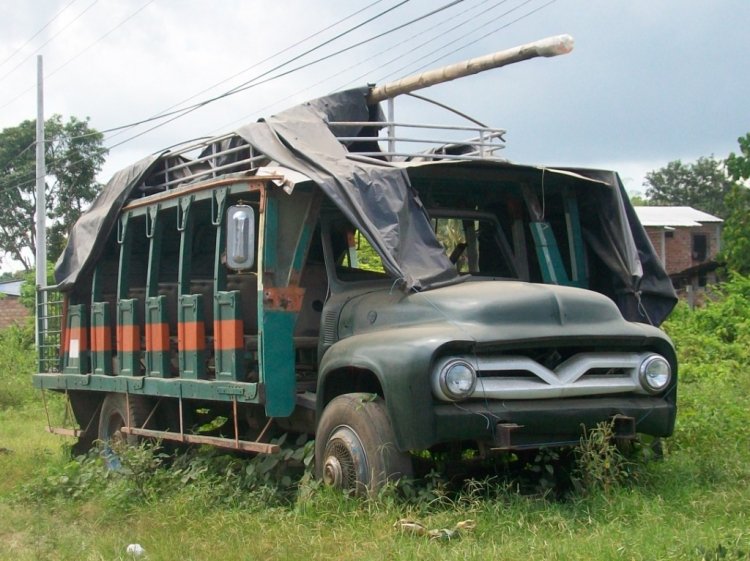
[432,352,651,401]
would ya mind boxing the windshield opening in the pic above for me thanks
[430,212,518,278]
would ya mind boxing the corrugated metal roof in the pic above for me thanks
[0,280,24,297]
[633,206,723,227]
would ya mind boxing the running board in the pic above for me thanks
[120,426,280,454]
[45,426,81,437]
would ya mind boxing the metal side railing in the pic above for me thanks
[36,287,63,373]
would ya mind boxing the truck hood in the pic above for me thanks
[339,280,660,345]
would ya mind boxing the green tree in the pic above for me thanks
[726,133,750,181]
[721,133,750,274]
[0,115,107,269]
[644,156,734,218]
[19,262,56,311]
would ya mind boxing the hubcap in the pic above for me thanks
[322,426,368,492]
[323,456,343,487]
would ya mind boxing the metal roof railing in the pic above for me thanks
[135,117,507,194]
[330,120,506,162]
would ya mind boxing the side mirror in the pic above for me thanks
[226,205,255,270]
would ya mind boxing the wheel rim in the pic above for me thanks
[322,425,369,492]
[104,412,126,444]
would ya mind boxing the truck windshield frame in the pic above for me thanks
[428,209,518,279]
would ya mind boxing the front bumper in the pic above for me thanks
[433,394,676,450]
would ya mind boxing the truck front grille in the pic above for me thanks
[434,352,652,401]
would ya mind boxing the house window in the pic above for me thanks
[692,233,708,261]
[665,231,674,239]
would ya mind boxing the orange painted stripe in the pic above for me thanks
[63,318,71,353]
[214,318,244,350]
[145,322,170,352]
[178,321,206,352]
[90,325,112,352]
[117,324,141,352]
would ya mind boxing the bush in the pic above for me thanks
[662,274,750,474]
[664,274,750,376]
[0,323,37,409]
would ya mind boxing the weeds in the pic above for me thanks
[18,432,316,513]
[14,423,647,515]
[571,421,633,495]
[0,323,36,409]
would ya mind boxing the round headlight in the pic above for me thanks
[639,355,671,394]
[440,360,477,400]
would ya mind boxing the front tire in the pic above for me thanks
[315,393,412,495]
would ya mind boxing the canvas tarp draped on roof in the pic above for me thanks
[55,88,676,325]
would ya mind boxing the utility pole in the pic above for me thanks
[35,55,47,346]
[35,55,46,287]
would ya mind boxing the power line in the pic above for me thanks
[374,0,536,84]
[105,0,464,150]
[0,0,79,69]
[1,140,38,172]
[5,0,472,195]
[384,0,558,82]
[47,0,156,80]
[3,0,536,197]
[12,0,462,155]
[220,0,464,100]
[0,0,423,192]
[208,0,497,133]
[129,0,390,134]
[216,0,521,127]
[47,0,407,145]
[332,0,507,92]
[261,0,555,135]
[0,7,141,179]
[0,0,99,87]
[0,1,154,116]
[100,0,415,144]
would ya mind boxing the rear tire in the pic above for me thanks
[98,393,153,447]
[315,393,412,495]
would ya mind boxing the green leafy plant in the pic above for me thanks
[525,447,564,495]
[0,323,37,409]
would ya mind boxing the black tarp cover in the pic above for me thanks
[233,88,457,290]
[54,154,161,289]
[562,167,677,325]
[55,88,676,325]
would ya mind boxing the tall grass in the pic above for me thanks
[1,277,750,560]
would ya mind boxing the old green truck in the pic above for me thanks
[34,35,677,493]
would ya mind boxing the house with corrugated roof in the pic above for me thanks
[633,206,723,290]
[0,279,30,330]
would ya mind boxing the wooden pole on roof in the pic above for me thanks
[367,34,574,104]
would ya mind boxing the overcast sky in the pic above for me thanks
[1,0,749,198]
